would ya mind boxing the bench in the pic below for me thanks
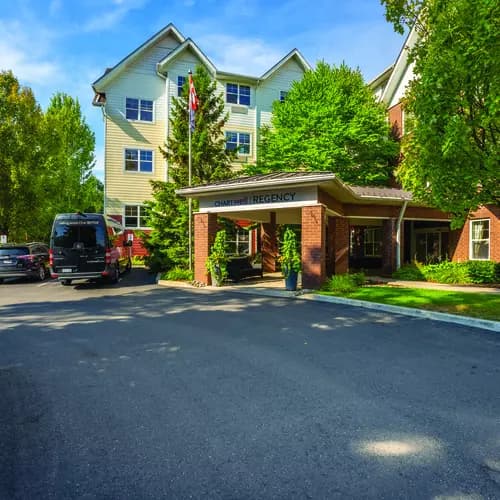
[227,256,263,282]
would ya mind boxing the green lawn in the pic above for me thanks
[319,286,500,321]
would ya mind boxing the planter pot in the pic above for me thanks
[284,270,298,291]
[210,267,223,287]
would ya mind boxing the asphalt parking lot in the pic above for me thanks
[1,269,499,499]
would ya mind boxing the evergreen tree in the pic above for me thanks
[143,65,235,271]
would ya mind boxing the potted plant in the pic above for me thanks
[205,229,228,286]
[279,227,301,291]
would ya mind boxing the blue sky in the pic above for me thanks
[0,0,404,180]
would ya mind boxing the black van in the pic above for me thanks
[50,213,132,286]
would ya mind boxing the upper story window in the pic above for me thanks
[226,83,250,106]
[470,219,490,260]
[279,91,288,103]
[124,205,150,229]
[225,132,250,155]
[177,76,186,97]
[126,98,153,122]
[124,148,153,173]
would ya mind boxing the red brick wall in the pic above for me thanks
[451,205,500,262]
[194,212,218,285]
[301,205,326,289]
[332,217,350,275]
[261,212,278,272]
[388,103,403,139]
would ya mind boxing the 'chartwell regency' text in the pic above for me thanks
[213,192,297,208]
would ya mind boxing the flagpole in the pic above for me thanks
[188,71,193,272]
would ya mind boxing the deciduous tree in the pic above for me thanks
[249,62,399,186]
[382,0,500,226]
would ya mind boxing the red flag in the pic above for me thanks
[189,72,198,131]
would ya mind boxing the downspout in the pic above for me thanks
[396,200,408,270]
[100,105,108,216]
[156,67,169,182]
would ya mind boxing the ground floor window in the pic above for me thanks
[363,227,382,257]
[124,205,149,229]
[415,231,442,263]
[470,219,490,260]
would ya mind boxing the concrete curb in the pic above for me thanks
[157,280,500,333]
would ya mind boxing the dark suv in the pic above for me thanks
[0,243,50,283]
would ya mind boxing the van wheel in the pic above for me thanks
[61,279,72,286]
[38,265,47,281]
[0,278,3,284]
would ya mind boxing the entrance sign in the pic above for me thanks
[199,186,318,213]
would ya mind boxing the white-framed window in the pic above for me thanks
[279,90,288,103]
[124,148,153,173]
[225,132,251,155]
[125,97,153,122]
[470,219,490,260]
[226,83,250,105]
[177,76,186,97]
[124,205,150,229]
[364,227,382,257]
[226,226,251,256]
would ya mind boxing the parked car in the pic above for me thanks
[0,242,50,283]
[50,213,132,286]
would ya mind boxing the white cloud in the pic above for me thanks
[0,20,60,86]
[197,34,285,76]
[83,0,149,32]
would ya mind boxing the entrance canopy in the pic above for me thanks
[176,171,446,223]
[176,172,450,288]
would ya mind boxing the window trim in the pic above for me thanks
[363,227,382,258]
[123,148,154,174]
[123,204,151,230]
[226,83,251,106]
[469,218,490,260]
[177,75,186,97]
[125,97,155,123]
[225,131,251,156]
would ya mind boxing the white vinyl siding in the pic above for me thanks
[470,219,490,260]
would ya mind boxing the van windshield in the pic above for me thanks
[53,221,106,250]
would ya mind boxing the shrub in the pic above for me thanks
[322,272,365,294]
[392,263,426,281]
[131,255,145,266]
[464,261,500,284]
[161,267,193,281]
[424,261,471,284]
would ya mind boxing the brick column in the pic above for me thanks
[382,218,397,275]
[261,212,278,272]
[326,216,336,276]
[301,205,326,289]
[194,212,218,285]
[332,217,349,275]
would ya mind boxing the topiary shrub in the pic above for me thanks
[322,272,365,294]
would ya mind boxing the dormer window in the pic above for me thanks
[226,83,250,106]
[125,98,153,122]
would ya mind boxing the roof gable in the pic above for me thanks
[379,25,418,105]
[92,23,185,90]
[156,38,217,75]
[260,49,312,80]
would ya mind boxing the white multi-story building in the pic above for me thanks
[92,23,311,245]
